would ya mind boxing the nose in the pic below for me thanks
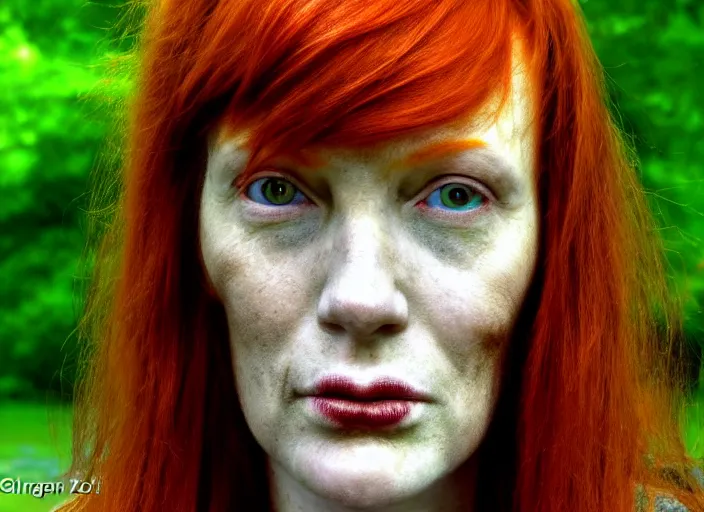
[317,216,409,338]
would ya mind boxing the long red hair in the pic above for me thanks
[61,0,704,510]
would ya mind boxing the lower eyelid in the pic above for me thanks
[415,200,490,223]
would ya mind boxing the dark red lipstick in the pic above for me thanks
[310,375,429,429]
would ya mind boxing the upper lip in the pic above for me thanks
[310,375,432,402]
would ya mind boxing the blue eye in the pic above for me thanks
[243,177,485,215]
[424,183,484,212]
[245,177,308,206]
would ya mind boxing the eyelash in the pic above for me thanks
[236,172,491,221]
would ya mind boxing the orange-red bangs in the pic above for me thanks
[171,0,529,186]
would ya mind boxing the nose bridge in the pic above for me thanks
[329,213,394,295]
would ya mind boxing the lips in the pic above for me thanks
[307,375,430,429]
[313,375,430,401]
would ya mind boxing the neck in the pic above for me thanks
[267,455,478,512]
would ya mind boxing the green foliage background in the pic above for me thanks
[0,1,702,509]
[0,0,125,401]
[0,0,702,415]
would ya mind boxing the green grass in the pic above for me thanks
[0,402,73,512]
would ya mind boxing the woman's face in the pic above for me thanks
[199,53,538,510]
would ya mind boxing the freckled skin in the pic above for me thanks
[199,52,539,512]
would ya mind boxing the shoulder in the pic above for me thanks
[636,485,691,511]
[654,495,692,512]
[635,466,704,512]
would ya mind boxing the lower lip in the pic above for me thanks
[311,396,414,428]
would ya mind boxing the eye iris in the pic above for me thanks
[262,178,296,205]
[439,184,479,209]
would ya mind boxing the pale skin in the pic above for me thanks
[199,46,539,512]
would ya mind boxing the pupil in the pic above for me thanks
[271,181,287,197]
[449,186,469,205]
[263,178,294,204]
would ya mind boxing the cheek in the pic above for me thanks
[420,252,533,370]
[414,274,524,462]
[414,220,537,426]
[201,217,310,347]
[201,233,311,434]
[224,272,302,446]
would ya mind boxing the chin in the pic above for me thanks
[308,473,408,509]
[300,455,434,509]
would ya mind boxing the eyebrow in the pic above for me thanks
[276,137,491,173]
[391,138,488,170]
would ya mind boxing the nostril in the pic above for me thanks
[320,322,345,334]
[319,322,402,336]
[378,324,404,335]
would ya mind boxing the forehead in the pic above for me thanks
[211,42,535,171]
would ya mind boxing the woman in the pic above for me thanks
[56,0,704,510]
